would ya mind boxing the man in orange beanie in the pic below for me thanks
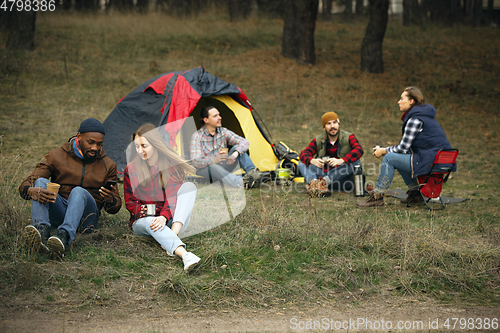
[298,112,364,197]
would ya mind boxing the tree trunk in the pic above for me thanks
[465,0,483,26]
[320,0,333,21]
[228,0,252,21]
[282,0,318,65]
[5,11,37,51]
[344,0,353,19]
[355,0,365,15]
[486,0,494,25]
[137,0,150,13]
[282,0,299,59]
[360,0,388,74]
[402,0,422,26]
[424,0,460,26]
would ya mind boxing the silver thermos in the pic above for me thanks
[354,164,365,197]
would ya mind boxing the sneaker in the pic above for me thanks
[400,189,424,204]
[182,252,201,273]
[47,229,69,259]
[24,225,50,253]
[306,178,331,198]
[356,192,384,207]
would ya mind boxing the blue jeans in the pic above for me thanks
[31,178,99,245]
[377,153,418,190]
[298,160,357,192]
[196,147,256,188]
[132,182,196,255]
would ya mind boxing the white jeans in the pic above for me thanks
[132,182,197,255]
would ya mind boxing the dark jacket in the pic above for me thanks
[403,104,455,177]
[314,129,353,160]
[19,137,122,214]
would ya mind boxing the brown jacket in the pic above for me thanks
[19,137,122,214]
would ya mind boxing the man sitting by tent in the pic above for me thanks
[190,106,261,188]
[20,118,122,258]
[298,112,364,197]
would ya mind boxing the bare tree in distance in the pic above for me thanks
[5,11,37,51]
[465,0,483,26]
[403,0,422,26]
[360,0,388,74]
[355,0,365,15]
[282,0,319,65]
[320,0,333,21]
[228,0,252,21]
[421,0,461,26]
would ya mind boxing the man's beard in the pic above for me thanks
[84,151,99,161]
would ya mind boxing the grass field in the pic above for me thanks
[0,10,499,317]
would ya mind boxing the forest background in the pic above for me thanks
[0,1,499,332]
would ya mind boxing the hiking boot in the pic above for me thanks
[243,168,261,189]
[182,252,201,273]
[400,189,424,204]
[306,178,331,198]
[47,229,69,259]
[24,225,50,253]
[356,192,384,207]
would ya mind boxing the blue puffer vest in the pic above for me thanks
[403,104,456,177]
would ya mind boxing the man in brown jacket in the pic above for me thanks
[19,118,122,258]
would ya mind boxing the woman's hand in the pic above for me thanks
[138,205,148,219]
[373,147,387,159]
[150,215,167,232]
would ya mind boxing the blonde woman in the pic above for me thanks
[123,123,200,272]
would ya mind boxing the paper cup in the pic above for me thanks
[46,182,60,196]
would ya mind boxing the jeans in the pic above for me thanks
[196,147,256,188]
[31,178,99,245]
[376,152,418,190]
[298,160,358,192]
[132,182,197,255]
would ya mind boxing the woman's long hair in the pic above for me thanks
[131,123,195,188]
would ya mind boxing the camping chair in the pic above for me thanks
[406,149,459,211]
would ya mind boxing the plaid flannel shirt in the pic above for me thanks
[124,160,181,228]
[300,133,363,172]
[190,126,249,169]
[386,118,423,154]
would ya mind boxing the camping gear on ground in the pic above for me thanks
[103,67,279,178]
[405,149,459,210]
[353,164,365,197]
[277,168,291,180]
[274,141,300,180]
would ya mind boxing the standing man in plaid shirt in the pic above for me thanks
[298,112,364,197]
[190,106,261,188]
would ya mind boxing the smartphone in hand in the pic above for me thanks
[103,180,117,190]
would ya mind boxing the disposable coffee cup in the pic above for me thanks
[219,148,228,154]
[46,182,60,196]
[146,204,156,216]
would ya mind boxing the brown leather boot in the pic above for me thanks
[356,192,384,207]
[306,177,331,198]
[400,189,424,204]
